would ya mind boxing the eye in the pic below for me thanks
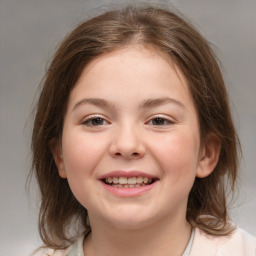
[82,116,109,126]
[148,117,173,126]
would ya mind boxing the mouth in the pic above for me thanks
[101,176,157,188]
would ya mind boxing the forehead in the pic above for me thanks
[66,45,195,112]
[75,45,188,92]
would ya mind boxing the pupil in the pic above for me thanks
[92,118,103,125]
[153,118,164,125]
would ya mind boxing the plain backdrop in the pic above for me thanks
[0,0,255,255]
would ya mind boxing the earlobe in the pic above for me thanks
[49,139,67,179]
[196,133,221,178]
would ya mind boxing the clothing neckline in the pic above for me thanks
[67,228,195,256]
[182,228,195,256]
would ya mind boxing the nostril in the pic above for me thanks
[114,152,140,157]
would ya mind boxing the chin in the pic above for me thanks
[108,217,151,231]
[101,208,158,231]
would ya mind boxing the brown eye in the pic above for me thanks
[82,117,107,126]
[152,118,165,125]
[149,117,172,126]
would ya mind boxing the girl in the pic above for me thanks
[31,4,256,256]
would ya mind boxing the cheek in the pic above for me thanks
[61,132,107,207]
[62,130,107,179]
[151,131,200,179]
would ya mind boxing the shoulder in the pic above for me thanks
[31,248,67,256]
[31,232,87,256]
[30,235,84,256]
[31,247,70,256]
[190,227,256,256]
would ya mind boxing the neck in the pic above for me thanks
[84,214,192,256]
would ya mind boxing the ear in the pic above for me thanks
[49,138,67,179]
[196,133,221,178]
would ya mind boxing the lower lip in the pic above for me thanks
[100,181,157,197]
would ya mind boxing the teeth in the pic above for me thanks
[113,177,119,184]
[128,177,137,184]
[119,177,127,184]
[112,184,146,188]
[105,176,154,186]
[137,176,143,183]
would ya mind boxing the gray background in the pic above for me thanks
[0,0,255,255]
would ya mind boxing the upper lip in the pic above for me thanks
[98,170,158,180]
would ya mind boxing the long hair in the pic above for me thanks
[31,4,240,249]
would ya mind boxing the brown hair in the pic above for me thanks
[31,4,240,249]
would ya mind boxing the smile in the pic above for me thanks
[103,176,155,188]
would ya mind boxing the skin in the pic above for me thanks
[51,46,220,256]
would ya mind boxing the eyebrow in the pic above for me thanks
[140,97,186,109]
[72,96,185,111]
[72,98,115,111]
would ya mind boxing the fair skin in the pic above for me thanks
[52,46,220,256]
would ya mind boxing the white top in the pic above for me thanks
[32,227,256,256]
[182,228,195,256]
[64,229,195,256]
[67,229,195,256]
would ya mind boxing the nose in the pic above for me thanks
[109,125,145,160]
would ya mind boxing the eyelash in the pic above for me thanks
[81,115,174,127]
[147,116,174,126]
[81,116,109,126]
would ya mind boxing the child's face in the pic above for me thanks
[52,46,217,229]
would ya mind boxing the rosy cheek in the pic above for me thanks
[63,134,105,177]
[154,134,197,174]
